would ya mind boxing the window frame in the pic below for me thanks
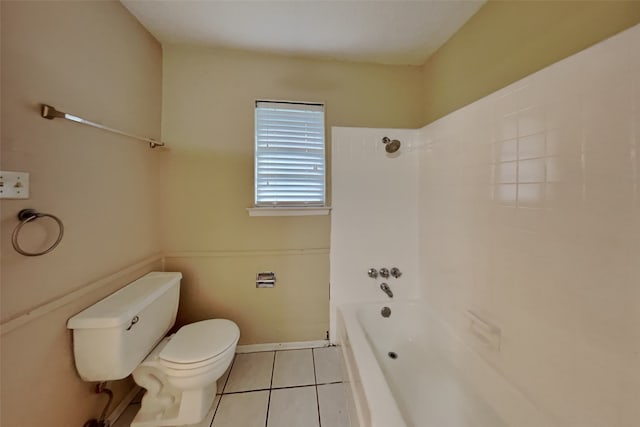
[250,100,329,216]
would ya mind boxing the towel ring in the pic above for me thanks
[11,209,64,256]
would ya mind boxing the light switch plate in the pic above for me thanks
[0,171,30,199]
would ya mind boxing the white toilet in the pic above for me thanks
[67,272,240,427]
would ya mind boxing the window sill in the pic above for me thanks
[247,207,332,217]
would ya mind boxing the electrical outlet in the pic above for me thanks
[0,171,30,199]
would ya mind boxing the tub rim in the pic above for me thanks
[337,302,407,427]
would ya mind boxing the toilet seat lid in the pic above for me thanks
[159,319,240,364]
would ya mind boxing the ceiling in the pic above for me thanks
[121,0,485,66]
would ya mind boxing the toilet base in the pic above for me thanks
[128,320,239,427]
[130,382,217,427]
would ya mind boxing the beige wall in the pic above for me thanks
[0,1,162,426]
[159,1,640,347]
[1,1,638,426]
[161,46,423,343]
[421,0,640,124]
[417,25,639,426]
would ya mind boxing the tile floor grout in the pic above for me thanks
[218,380,344,395]
[220,348,341,427]
[114,348,347,427]
[264,351,277,427]
[311,348,322,427]
[208,355,236,427]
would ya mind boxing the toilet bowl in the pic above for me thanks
[67,272,240,427]
[131,319,239,427]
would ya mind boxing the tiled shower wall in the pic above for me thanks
[330,127,419,341]
[417,24,639,427]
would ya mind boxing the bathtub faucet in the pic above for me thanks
[380,282,393,298]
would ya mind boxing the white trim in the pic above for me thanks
[254,100,327,207]
[164,248,329,258]
[236,340,330,353]
[247,207,331,217]
[1,254,163,335]
[107,386,141,425]
[256,100,324,112]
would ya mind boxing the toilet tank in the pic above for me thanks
[67,272,181,381]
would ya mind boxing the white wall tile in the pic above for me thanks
[417,24,640,427]
[330,127,419,341]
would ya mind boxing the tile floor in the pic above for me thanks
[113,346,350,427]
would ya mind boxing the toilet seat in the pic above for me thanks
[159,319,239,370]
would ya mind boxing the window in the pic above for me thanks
[254,100,326,208]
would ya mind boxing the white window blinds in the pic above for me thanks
[255,101,326,206]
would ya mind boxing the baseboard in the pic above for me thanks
[236,340,330,353]
[107,385,141,425]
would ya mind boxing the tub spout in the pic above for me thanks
[380,282,393,298]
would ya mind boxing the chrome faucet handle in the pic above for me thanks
[380,282,393,298]
[390,267,402,278]
[367,268,378,278]
[379,268,390,278]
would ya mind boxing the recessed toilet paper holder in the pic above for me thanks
[256,272,276,288]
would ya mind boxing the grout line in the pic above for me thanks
[222,348,340,427]
[222,388,272,395]
[221,383,332,395]
[208,396,219,427]
[265,351,276,427]
[220,355,236,394]
[316,380,343,386]
[211,356,238,427]
[271,383,318,391]
[312,348,322,427]
[218,356,237,396]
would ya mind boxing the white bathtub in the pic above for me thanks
[337,301,553,427]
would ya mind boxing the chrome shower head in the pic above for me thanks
[382,136,401,153]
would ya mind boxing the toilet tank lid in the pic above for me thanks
[67,272,182,329]
[160,319,240,364]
